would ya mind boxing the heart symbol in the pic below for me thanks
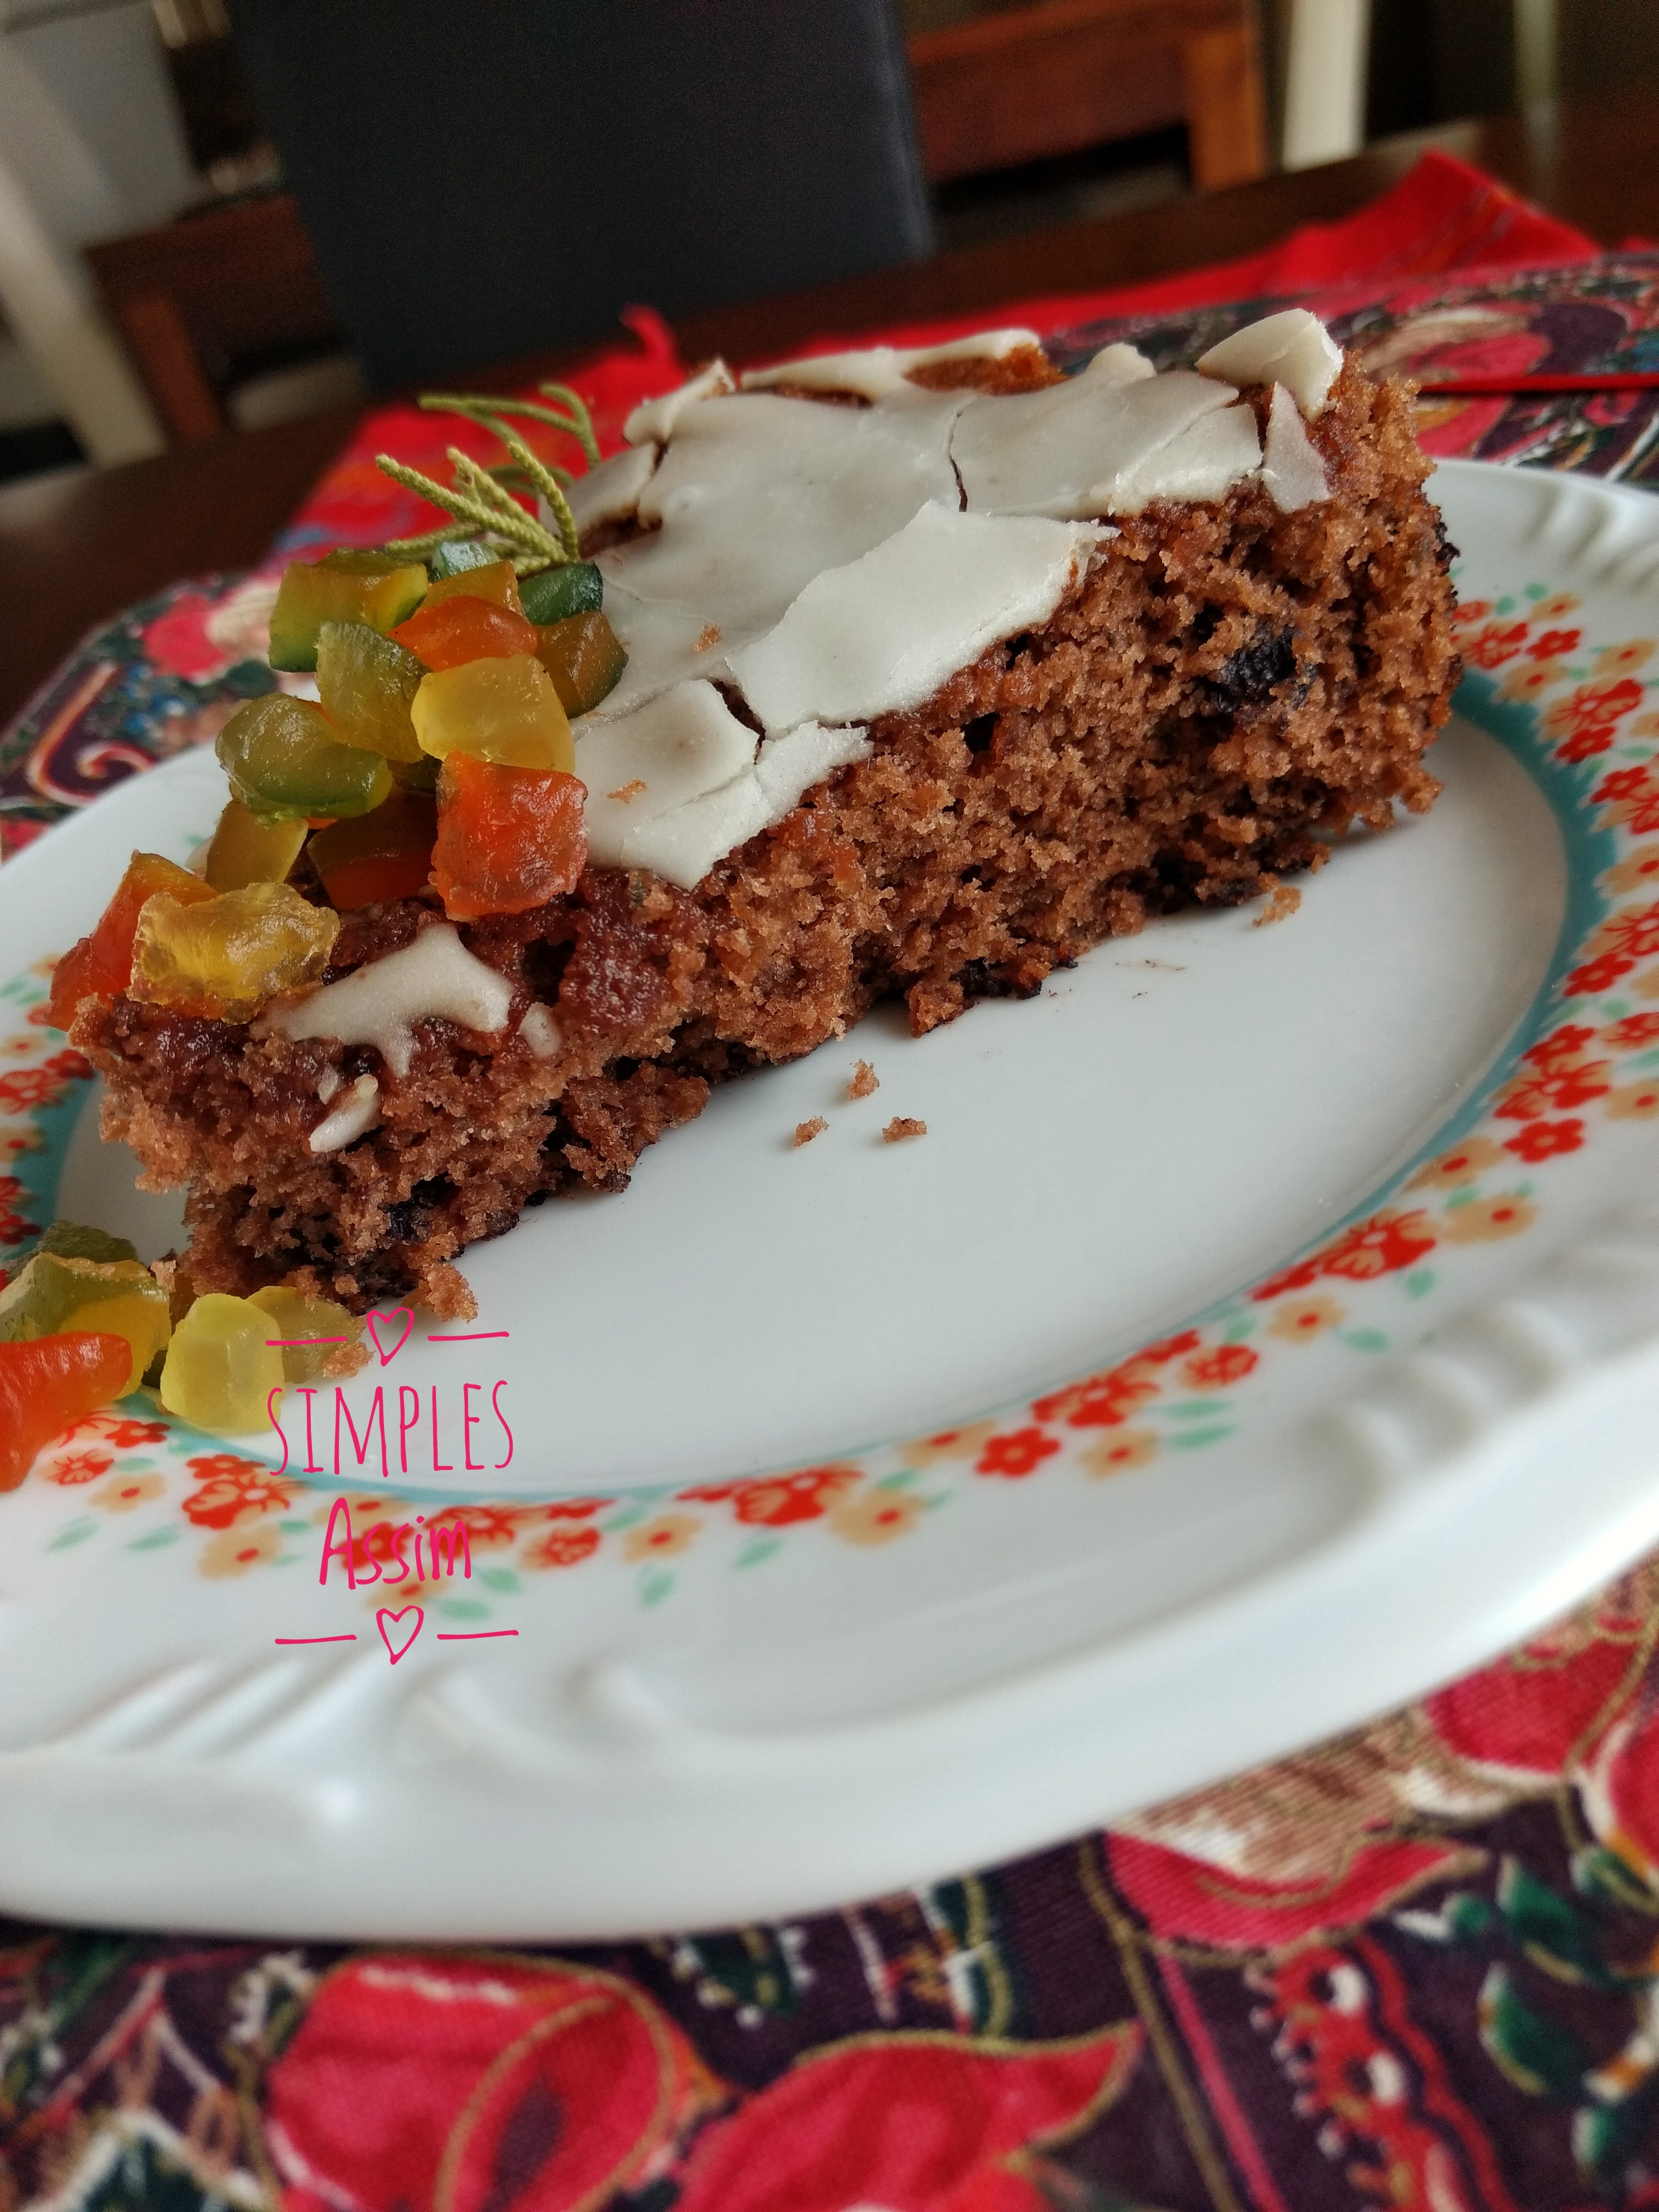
[377,1606,424,1664]
[367,1308,415,1366]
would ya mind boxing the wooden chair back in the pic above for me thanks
[907,0,1269,193]
[84,192,339,445]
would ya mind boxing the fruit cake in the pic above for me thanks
[58,310,1459,1319]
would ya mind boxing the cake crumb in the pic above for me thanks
[847,1059,879,1099]
[1255,878,1302,926]
[793,1116,828,1146]
[607,779,648,804]
[695,624,721,652]
[883,1116,926,1142]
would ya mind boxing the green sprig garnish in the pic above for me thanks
[374,382,600,576]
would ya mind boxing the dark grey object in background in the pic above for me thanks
[226,0,935,389]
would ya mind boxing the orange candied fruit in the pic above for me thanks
[47,850,216,1032]
[392,595,540,671]
[421,559,524,615]
[432,754,587,921]
[0,1331,133,1489]
[309,792,437,910]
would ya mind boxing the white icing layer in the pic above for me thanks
[729,504,1102,732]
[623,360,736,446]
[563,442,660,538]
[620,773,772,890]
[268,923,513,1080]
[739,328,1043,400]
[577,680,760,867]
[592,388,970,723]
[952,361,1256,519]
[612,722,873,891]
[309,1074,380,1154]
[1196,309,1342,416]
[1261,382,1331,510]
[754,721,873,814]
[570,315,1347,890]
[517,1003,562,1058]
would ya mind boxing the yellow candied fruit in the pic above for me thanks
[421,559,524,615]
[131,881,340,1022]
[158,1292,285,1433]
[0,1250,170,1395]
[248,1285,367,1383]
[204,798,309,892]
[410,653,574,772]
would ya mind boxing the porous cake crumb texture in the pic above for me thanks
[883,1118,928,1143]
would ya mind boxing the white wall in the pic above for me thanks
[0,0,196,250]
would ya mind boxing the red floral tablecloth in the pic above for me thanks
[6,156,1659,2211]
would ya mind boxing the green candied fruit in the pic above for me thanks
[217,694,393,821]
[429,539,497,579]
[533,611,627,717]
[316,550,415,574]
[267,554,428,672]
[315,622,426,765]
[0,1250,170,1394]
[518,561,602,626]
[39,1220,140,1264]
[159,1292,283,1433]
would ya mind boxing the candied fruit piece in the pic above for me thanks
[309,793,437,909]
[421,559,523,615]
[218,695,393,821]
[0,1250,170,1394]
[268,554,428,672]
[429,538,497,579]
[393,596,539,670]
[39,1220,139,1264]
[411,654,573,770]
[204,798,308,892]
[316,550,416,574]
[48,850,216,1030]
[433,755,586,920]
[315,622,426,764]
[248,1285,367,1382]
[0,1333,132,1489]
[159,1292,284,1433]
[534,612,627,717]
[131,881,341,1022]
[520,561,602,625]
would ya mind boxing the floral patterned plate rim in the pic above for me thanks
[6,458,1659,1943]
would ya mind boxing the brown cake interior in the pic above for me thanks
[79,359,1458,1315]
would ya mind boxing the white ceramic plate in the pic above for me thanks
[5,458,1659,1941]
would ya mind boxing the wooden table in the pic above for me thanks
[3,81,1657,734]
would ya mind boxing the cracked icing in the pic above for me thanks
[1196,307,1343,416]
[1261,383,1331,511]
[575,316,1339,897]
[726,504,1106,733]
[737,326,1044,400]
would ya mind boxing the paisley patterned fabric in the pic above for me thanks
[6,157,1659,2210]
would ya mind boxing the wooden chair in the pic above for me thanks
[83,191,342,445]
[906,0,1269,194]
